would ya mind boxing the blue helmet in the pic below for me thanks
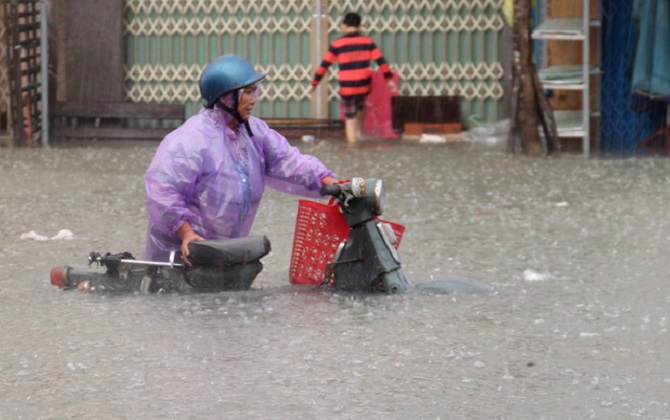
[199,54,266,108]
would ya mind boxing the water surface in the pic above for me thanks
[1,139,669,419]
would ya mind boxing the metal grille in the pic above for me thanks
[123,0,504,122]
[324,1,504,120]
[123,0,314,118]
[3,0,43,147]
[0,5,9,143]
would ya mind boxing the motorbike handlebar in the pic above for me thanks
[319,184,343,197]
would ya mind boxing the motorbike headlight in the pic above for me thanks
[373,179,384,215]
[350,177,366,198]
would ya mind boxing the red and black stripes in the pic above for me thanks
[312,33,392,98]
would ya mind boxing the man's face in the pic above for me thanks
[237,84,258,121]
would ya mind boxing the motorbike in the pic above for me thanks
[50,177,494,296]
[50,236,271,293]
[317,177,495,295]
[317,178,409,293]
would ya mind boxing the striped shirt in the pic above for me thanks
[311,32,393,99]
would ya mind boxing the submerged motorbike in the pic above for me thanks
[50,236,271,293]
[318,178,410,294]
[50,177,493,296]
[318,177,495,295]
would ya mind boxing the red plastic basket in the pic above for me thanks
[289,198,405,285]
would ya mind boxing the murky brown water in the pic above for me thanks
[2,138,670,419]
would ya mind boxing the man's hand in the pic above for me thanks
[321,176,338,187]
[177,221,204,266]
[387,80,398,94]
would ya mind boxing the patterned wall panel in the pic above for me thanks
[324,0,504,120]
[123,0,503,122]
[0,6,8,134]
[0,10,7,112]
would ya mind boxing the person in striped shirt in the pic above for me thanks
[310,12,397,145]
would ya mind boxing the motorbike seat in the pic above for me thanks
[187,235,271,267]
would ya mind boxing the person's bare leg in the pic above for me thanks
[345,117,357,145]
[356,108,366,140]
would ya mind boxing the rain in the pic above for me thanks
[2,0,670,418]
[2,139,670,418]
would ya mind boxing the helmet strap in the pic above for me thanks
[219,90,254,137]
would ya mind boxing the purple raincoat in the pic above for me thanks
[143,107,336,262]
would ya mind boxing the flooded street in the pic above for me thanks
[2,139,670,419]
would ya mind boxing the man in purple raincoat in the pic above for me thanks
[144,54,337,265]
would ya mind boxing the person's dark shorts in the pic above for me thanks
[341,95,366,119]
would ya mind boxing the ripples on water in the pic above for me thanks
[1,140,670,418]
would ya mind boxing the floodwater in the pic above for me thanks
[1,137,670,419]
